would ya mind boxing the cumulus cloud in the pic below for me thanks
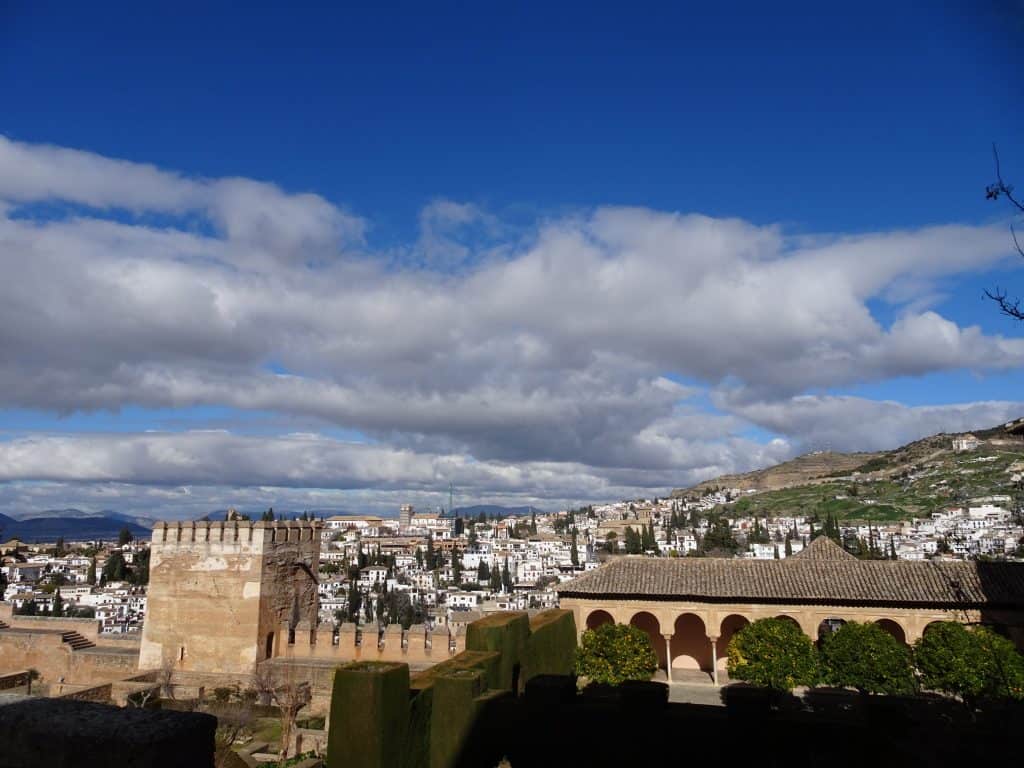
[0,430,790,518]
[723,396,1024,453]
[0,136,1022,513]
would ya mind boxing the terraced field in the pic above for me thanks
[701,435,1024,524]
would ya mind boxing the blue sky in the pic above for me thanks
[0,1,1022,518]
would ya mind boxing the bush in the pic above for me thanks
[212,686,235,704]
[914,622,1024,706]
[575,623,658,685]
[727,618,819,691]
[820,622,915,695]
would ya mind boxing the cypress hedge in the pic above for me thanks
[521,609,577,689]
[328,661,409,768]
[465,611,530,691]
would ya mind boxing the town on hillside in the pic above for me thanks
[3,423,1022,641]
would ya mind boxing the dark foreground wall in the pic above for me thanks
[0,698,216,768]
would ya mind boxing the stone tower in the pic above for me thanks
[139,520,320,675]
[399,503,413,531]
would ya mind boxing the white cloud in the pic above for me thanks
[722,396,1024,453]
[0,136,1022,512]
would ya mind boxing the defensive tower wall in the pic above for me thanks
[139,520,320,676]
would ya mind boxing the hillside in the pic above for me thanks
[673,420,1024,523]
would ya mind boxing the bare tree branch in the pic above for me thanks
[985,144,1024,319]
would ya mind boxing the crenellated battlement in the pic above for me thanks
[149,520,321,547]
[141,519,322,675]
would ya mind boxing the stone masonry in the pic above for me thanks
[139,520,320,676]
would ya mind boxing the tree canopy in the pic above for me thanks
[820,621,916,695]
[914,622,1024,705]
[574,623,658,685]
[727,618,820,690]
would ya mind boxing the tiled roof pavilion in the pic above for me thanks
[557,537,1024,609]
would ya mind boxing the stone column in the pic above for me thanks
[708,635,719,686]
[662,634,674,684]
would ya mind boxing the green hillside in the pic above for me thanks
[709,432,1024,524]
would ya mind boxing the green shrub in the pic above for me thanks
[727,618,819,691]
[574,623,657,685]
[465,612,530,691]
[914,622,1024,706]
[521,609,577,688]
[820,622,915,694]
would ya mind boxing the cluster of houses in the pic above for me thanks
[0,539,149,633]
[315,508,591,630]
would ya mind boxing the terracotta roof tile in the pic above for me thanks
[556,555,1024,608]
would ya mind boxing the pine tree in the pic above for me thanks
[530,510,537,536]
[501,557,512,593]
[425,534,436,571]
[570,528,579,567]
[87,558,97,586]
[773,545,780,560]
[784,538,793,557]
[52,589,63,617]
[488,563,502,592]
[478,560,490,582]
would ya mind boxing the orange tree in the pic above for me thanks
[820,621,915,695]
[574,623,658,685]
[914,622,1024,706]
[727,618,820,691]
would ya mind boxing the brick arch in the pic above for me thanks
[670,613,712,672]
[716,614,750,669]
[629,611,665,672]
[585,609,614,631]
[875,618,907,644]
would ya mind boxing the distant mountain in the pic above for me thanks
[453,504,546,519]
[9,508,153,526]
[0,515,152,544]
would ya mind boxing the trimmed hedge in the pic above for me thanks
[328,662,409,768]
[521,609,577,689]
[465,612,530,691]
[429,670,487,768]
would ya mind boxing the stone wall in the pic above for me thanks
[0,605,102,641]
[0,628,141,692]
[139,520,320,676]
